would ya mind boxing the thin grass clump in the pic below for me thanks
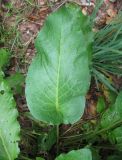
[92,13,122,92]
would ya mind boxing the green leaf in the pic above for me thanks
[96,97,106,113]
[38,127,56,151]
[0,49,10,69]
[107,90,117,105]
[0,81,20,160]
[91,147,101,160]
[92,14,122,91]
[6,72,24,94]
[108,127,122,151]
[25,3,93,124]
[92,69,117,93]
[107,155,122,160]
[0,70,4,81]
[36,157,45,160]
[100,92,122,151]
[101,91,122,128]
[55,148,92,160]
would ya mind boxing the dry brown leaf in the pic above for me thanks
[107,8,117,17]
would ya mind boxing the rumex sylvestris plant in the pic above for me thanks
[25,2,93,159]
[25,3,94,125]
[25,2,122,159]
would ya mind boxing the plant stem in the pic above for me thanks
[86,120,122,139]
[25,0,37,7]
[61,120,122,146]
[56,125,59,155]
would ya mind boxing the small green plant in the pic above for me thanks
[25,3,93,125]
[55,148,92,160]
[0,49,20,160]
[92,13,122,92]
[0,48,25,159]
[0,81,20,160]
[25,3,93,158]
[25,2,122,159]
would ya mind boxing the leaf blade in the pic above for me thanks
[0,49,10,69]
[26,4,93,124]
[55,148,92,160]
[101,91,122,128]
[0,81,20,160]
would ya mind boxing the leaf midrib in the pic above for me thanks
[0,129,11,160]
[56,22,62,111]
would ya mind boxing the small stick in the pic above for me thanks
[52,0,94,12]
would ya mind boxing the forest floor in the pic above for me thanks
[0,0,122,159]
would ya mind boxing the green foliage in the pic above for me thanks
[1,2,122,159]
[101,91,122,128]
[107,90,117,105]
[91,148,101,160]
[38,127,56,151]
[107,154,122,160]
[0,81,20,160]
[0,49,22,160]
[96,96,106,113]
[0,49,10,69]
[92,13,122,92]
[0,48,24,94]
[55,148,92,160]
[92,69,117,93]
[36,157,45,160]
[24,4,122,159]
[6,72,25,94]
[0,70,4,81]
[108,126,122,151]
[25,3,93,125]
[99,92,122,151]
